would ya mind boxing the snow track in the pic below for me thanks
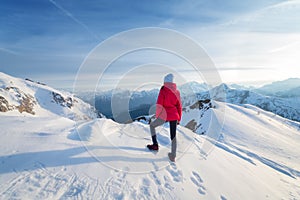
[0,162,103,200]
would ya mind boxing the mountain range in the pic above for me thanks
[77,79,300,123]
[199,83,300,122]
[253,78,300,97]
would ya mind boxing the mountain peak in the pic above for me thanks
[218,83,230,90]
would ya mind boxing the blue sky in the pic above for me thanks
[0,0,300,90]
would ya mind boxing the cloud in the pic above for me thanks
[48,0,100,40]
[0,47,19,56]
[221,0,300,32]
[269,40,300,53]
[181,0,300,84]
[1,0,299,90]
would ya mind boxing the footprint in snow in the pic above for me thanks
[139,178,152,196]
[163,175,174,191]
[166,163,183,182]
[150,171,162,186]
[220,195,228,200]
[150,171,176,198]
[190,171,206,195]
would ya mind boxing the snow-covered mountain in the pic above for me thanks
[199,83,300,122]
[1,84,300,199]
[276,86,300,98]
[228,83,256,91]
[254,78,300,97]
[1,72,299,199]
[78,80,300,123]
[178,81,209,96]
[0,72,98,120]
[77,81,209,120]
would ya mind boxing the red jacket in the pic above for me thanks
[156,82,182,122]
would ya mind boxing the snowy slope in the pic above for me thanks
[1,100,300,199]
[0,72,98,120]
[220,103,300,174]
[1,72,300,199]
[181,99,300,176]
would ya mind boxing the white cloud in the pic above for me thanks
[225,0,300,32]
[48,0,100,40]
[0,47,19,55]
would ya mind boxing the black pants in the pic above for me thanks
[150,118,177,157]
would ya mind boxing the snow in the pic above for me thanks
[1,72,300,199]
[198,83,300,122]
[1,106,300,199]
[0,72,98,120]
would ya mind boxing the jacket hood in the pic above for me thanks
[164,82,177,91]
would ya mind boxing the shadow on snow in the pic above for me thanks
[0,146,165,174]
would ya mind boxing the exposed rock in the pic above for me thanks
[0,96,10,112]
[52,92,73,108]
[1,87,36,115]
[25,78,46,86]
[184,119,197,132]
[1,72,99,120]
[190,99,212,110]
[183,99,213,134]
[17,94,36,115]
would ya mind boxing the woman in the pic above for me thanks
[147,73,182,162]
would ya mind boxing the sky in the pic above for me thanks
[0,0,300,90]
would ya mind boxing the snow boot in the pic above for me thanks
[147,144,159,151]
[168,152,175,162]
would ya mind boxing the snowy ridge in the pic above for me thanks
[0,72,98,120]
[1,101,300,199]
[182,99,300,174]
[0,72,300,199]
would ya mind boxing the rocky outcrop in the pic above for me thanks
[0,87,36,115]
[17,93,36,115]
[0,96,11,112]
[189,99,212,110]
[52,92,75,108]
[183,99,213,134]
